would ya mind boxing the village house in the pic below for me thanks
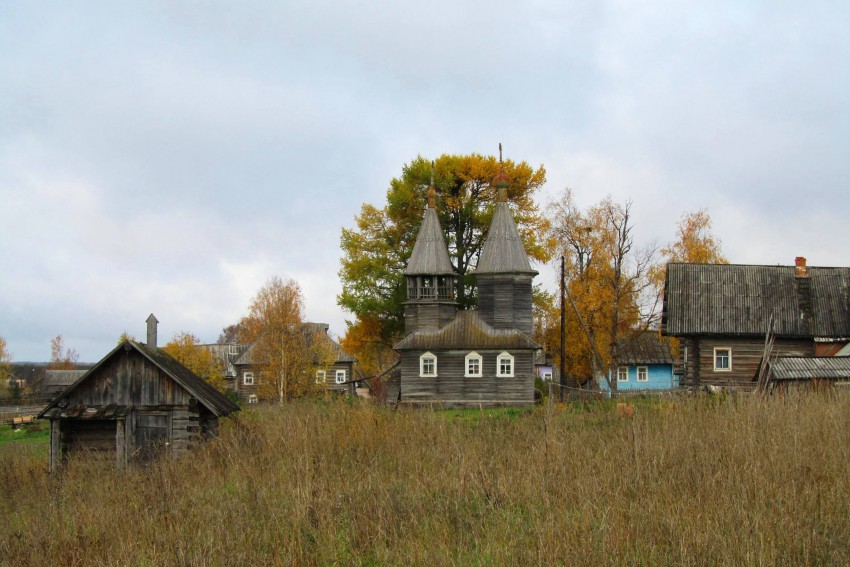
[393,163,539,407]
[38,315,239,470]
[661,258,850,389]
[600,330,678,393]
[229,323,357,402]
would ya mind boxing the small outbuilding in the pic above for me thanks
[759,356,850,392]
[38,315,239,470]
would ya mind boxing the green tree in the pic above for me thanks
[163,332,227,393]
[339,152,552,373]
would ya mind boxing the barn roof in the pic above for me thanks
[404,206,456,276]
[39,340,239,418]
[473,201,537,275]
[615,331,674,365]
[767,357,850,381]
[394,310,539,351]
[662,263,850,338]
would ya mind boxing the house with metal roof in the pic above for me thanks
[39,315,239,470]
[394,161,539,407]
[661,258,850,389]
[600,331,678,393]
[759,356,850,392]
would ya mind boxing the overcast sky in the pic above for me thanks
[2,1,848,362]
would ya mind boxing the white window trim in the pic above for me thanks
[497,352,514,378]
[420,352,437,377]
[247,394,258,404]
[315,370,326,384]
[243,371,254,386]
[637,366,649,382]
[542,371,553,382]
[714,347,732,372]
[464,352,483,377]
[335,370,346,384]
[617,366,629,382]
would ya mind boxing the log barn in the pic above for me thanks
[39,315,239,470]
[661,258,850,390]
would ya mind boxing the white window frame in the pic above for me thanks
[465,352,482,377]
[315,370,326,384]
[228,344,239,355]
[617,366,629,382]
[243,371,254,386]
[335,370,346,384]
[637,366,648,382]
[542,371,553,382]
[420,352,437,377]
[247,394,258,404]
[497,352,514,377]
[714,347,732,372]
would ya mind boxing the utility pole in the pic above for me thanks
[559,256,567,401]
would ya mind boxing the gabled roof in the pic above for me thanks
[615,331,674,365]
[233,323,356,365]
[662,263,850,338]
[473,202,536,275]
[767,357,850,381]
[39,340,239,418]
[405,207,456,276]
[394,310,539,351]
[42,370,87,389]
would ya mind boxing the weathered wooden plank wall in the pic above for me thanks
[401,350,534,406]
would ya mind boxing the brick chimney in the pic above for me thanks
[795,256,809,277]
[146,313,159,348]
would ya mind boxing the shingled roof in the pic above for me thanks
[615,331,674,365]
[404,206,456,276]
[39,341,240,418]
[473,201,537,275]
[394,310,539,351]
[662,263,850,338]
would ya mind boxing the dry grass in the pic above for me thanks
[2,393,849,566]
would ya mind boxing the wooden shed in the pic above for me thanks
[39,335,239,470]
[760,356,850,392]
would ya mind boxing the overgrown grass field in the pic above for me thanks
[1,394,849,565]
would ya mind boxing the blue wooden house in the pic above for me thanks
[600,331,678,393]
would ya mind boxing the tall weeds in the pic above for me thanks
[1,394,849,565]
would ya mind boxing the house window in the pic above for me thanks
[243,372,254,385]
[542,371,553,382]
[497,352,514,377]
[714,348,732,371]
[420,352,437,377]
[637,366,648,382]
[465,352,482,377]
[335,370,346,384]
[247,394,258,404]
[617,366,629,382]
[315,370,326,384]
[229,344,239,355]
